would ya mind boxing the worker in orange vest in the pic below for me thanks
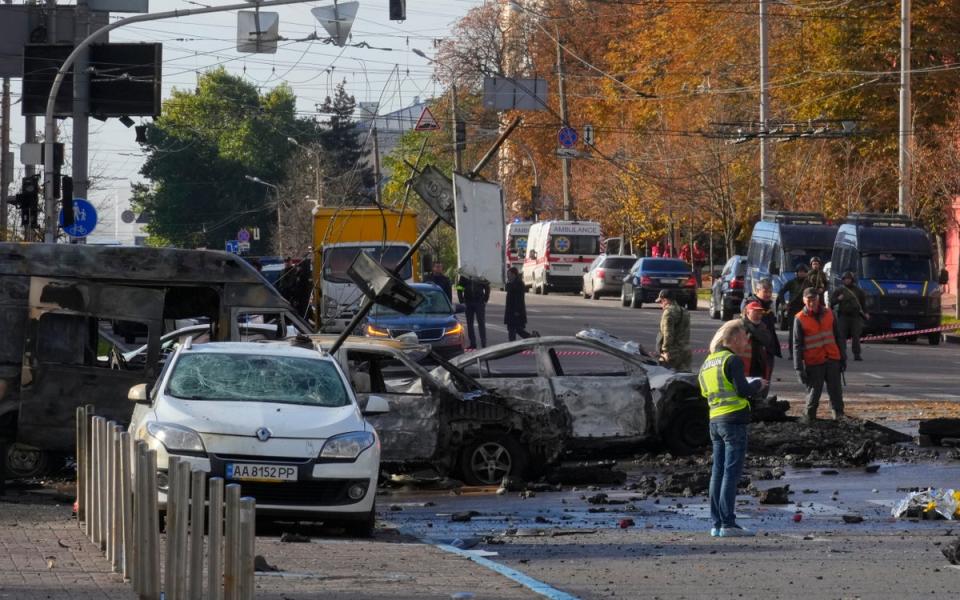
[792,287,846,422]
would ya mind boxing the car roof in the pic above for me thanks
[449,333,644,365]
[308,334,428,353]
[183,341,330,360]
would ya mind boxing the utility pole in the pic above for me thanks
[1,67,9,240]
[555,27,572,220]
[898,0,911,215]
[451,83,463,172]
[71,0,92,241]
[371,122,382,205]
[759,0,771,219]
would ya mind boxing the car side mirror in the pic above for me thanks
[362,394,390,416]
[455,303,466,314]
[128,383,149,403]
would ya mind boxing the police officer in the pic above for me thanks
[793,287,846,422]
[807,256,829,294]
[831,271,868,361]
[699,319,766,537]
[457,275,490,349]
[656,289,691,371]
[782,263,809,360]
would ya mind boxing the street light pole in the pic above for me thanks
[42,0,324,242]
[245,175,283,256]
[287,137,323,207]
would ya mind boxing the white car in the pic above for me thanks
[128,339,388,536]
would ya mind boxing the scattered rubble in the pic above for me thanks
[451,511,480,522]
[279,532,311,543]
[942,537,960,565]
[254,555,281,572]
[842,514,864,524]
[758,486,791,505]
[918,419,960,447]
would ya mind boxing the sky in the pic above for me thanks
[7,0,482,240]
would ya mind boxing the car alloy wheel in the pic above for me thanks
[469,441,513,485]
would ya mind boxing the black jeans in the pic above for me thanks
[507,324,531,341]
[465,302,487,348]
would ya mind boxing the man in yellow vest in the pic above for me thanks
[698,320,766,538]
[792,287,846,422]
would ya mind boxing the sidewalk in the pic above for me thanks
[0,492,541,600]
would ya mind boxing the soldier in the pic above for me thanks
[830,270,868,361]
[807,256,829,294]
[782,263,809,360]
[656,289,692,371]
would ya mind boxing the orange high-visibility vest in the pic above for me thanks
[796,308,841,366]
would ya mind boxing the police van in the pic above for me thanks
[744,211,839,329]
[523,220,602,294]
[828,213,948,344]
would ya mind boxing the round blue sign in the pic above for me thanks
[59,198,98,238]
[558,127,578,148]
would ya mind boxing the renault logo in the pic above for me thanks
[255,427,272,442]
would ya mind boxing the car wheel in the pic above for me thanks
[541,281,549,295]
[591,289,600,300]
[621,287,629,307]
[709,294,720,319]
[776,301,789,331]
[459,434,529,486]
[928,332,941,345]
[341,505,376,538]
[720,305,733,321]
[630,291,641,309]
[665,401,710,456]
[4,441,49,479]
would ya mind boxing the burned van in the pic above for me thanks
[0,243,311,477]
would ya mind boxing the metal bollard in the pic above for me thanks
[164,456,181,599]
[92,417,104,547]
[76,406,86,526]
[119,433,134,581]
[188,469,207,600]
[111,427,124,573]
[134,442,147,595]
[107,425,117,565]
[102,420,116,552]
[174,461,191,600]
[223,483,242,600]
[237,497,256,600]
[144,449,161,600]
[207,478,225,600]
[85,410,96,539]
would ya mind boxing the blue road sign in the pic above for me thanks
[59,198,97,237]
[225,240,240,254]
[558,126,578,148]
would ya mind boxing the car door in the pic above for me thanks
[18,277,165,451]
[344,349,440,464]
[541,342,654,446]
[456,345,556,409]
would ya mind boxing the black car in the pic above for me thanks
[621,258,697,310]
[709,255,747,321]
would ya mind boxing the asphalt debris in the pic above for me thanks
[758,485,791,505]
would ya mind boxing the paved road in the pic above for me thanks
[475,290,960,405]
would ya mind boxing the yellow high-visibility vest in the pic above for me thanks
[698,349,750,420]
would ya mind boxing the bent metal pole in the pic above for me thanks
[42,0,323,242]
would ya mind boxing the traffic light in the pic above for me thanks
[61,175,74,227]
[19,176,40,229]
[389,0,405,21]
[455,120,466,150]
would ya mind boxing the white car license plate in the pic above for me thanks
[226,463,297,482]
[553,264,570,270]
[660,278,678,284]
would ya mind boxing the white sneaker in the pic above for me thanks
[710,527,720,537]
[719,525,755,537]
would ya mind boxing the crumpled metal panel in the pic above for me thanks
[462,376,554,408]
[361,393,440,463]
[550,376,652,439]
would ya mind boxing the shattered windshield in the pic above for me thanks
[167,353,350,407]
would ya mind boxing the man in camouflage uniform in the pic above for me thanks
[782,263,809,360]
[830,270,868,361]
[806,256,829,294]
[656,289,691,371]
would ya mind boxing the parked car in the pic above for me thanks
[582,255,638,300]
[314,336,569,486]
[364,283,465,360]
[447,329,708,456]
[128,340,386,535]
[709,255,747,321]
[621,258,698,310]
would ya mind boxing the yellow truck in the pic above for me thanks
[313,206,420,332]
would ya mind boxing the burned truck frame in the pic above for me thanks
[0,243,310,477]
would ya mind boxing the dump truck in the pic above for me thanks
[313,206,420,332]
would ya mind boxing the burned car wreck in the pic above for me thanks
[314,336,569,485]
[446,329,718,456]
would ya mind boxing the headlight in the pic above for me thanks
[366,324,390,337]
[146,422,206,453]
[444,323,463,336]
[320,431,375,460]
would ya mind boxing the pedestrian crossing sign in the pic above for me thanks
[414,106,441,131]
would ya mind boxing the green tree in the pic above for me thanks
[317,80,374,205]
[133,68,320,251]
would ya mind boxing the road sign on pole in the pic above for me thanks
[237,228,251,243]
[414,106,441,131]
[225,240,239,254]
[584,124,594,146]
[558,126,577,148]
[58,197,97,237]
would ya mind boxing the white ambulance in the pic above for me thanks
[505,221,532,274]
[523,220,602,294]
